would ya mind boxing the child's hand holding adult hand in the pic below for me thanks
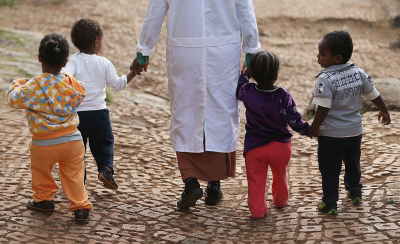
[378,111,391,125]
[307,125,320,138]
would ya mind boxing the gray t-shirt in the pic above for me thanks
[312,62,380,137]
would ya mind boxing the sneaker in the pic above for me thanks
[317,201,337,215]
[177,187,203,209]
[27,199,55,214]
[347,187,362,203]
[204,187,223,205]
[98,166,118,190]
[74,209,90,225]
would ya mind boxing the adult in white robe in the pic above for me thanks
[133,0,260,208]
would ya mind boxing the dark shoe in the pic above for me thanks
[204,187,223,205]
[27,199,55,214]
[347,187,362,203]
[317,201,337,215]
[98,166,118,190]
[74,209,90,225]
[177,187,203,209]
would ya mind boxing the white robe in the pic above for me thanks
[137,0,261,153]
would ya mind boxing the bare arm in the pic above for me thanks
[308,106,330,137]
[371,95,391,125]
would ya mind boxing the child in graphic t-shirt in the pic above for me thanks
[308,30,391,215]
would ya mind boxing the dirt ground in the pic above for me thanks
[0,0,400,243]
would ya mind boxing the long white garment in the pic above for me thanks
[62,52,128,112]
[137,0,261,153]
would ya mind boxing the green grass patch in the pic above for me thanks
[0,0,16,8]
[0,29,27,46]
[105,89,113,103]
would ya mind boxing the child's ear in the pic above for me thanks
[38,54,42,62]
[61,58,68,68]
[335,55,343,64]
[95,37,100,47]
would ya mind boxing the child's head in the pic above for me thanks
[249,51,279,85]
[38,33,69,71]
[318,30,353,68]
[70,18,103,54]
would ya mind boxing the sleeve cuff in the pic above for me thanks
[136,42,154,56]
[136,52,149,65]
[312,96,331,108]
[242,42,261,54]
[363,88,380,101]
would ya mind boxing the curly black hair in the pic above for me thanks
[323,30,353,63]
[70,18,103,51]
[38,33,69,68]
[250,51,280,84]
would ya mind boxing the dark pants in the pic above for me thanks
[318,135,363,203]
[78,109,114,174]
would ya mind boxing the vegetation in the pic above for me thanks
[0,0,16,8]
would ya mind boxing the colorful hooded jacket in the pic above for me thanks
[7,73,86,140]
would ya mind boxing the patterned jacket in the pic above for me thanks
[7,73,85,140]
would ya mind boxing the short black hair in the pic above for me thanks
[38,33,69,68]
[323,30,353,63]
[250,51,280,84]
[70,18,103,51]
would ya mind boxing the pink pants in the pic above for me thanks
[245,141,292,218]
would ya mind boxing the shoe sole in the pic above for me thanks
[351,197,362,203]
[99,173,118,190]
[27,204,55,214]
[177,188,203,209]
[75,218,89,225]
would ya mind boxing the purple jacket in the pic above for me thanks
[236,73,309,156]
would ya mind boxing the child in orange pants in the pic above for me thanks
[236,51,310,218]
[7,33,92,224]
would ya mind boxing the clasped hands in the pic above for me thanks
[130,57,149,76]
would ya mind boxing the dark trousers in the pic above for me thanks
[318,135,363,203]
[78,109,114,174]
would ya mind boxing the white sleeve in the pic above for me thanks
[105,60,127,91]
[235,0,261,54]
[136,0,169,56]
[312,97,332,108]
[363,88,380,101]
[62,58,76,76]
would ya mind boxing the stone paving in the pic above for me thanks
[0,0,400,243]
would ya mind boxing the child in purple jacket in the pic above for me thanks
[236,51,309,218]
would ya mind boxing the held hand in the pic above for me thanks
[241,62,246,73]
[307,125,320,138]
[378,111,391,125]
[130,58,150,76]
[243,67,252,79]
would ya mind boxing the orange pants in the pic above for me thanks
[245,141,292,218]
[29,140,92,212]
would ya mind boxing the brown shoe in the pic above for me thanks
[98,166,118,190]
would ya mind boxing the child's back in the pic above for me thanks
[62,18,135,190]
[236,51,309,218]
[7,33,92,224]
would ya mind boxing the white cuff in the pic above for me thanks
[243,42,261,54]
[363,88,380,101]
[312,96,331,108]
[136,42,154,56]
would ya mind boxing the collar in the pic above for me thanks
[315,62,355,78]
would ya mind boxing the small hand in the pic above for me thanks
[378,111,391,125]
[243,67,252,78]
[307,125,320,138]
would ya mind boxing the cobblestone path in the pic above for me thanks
[0,0,400,243]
